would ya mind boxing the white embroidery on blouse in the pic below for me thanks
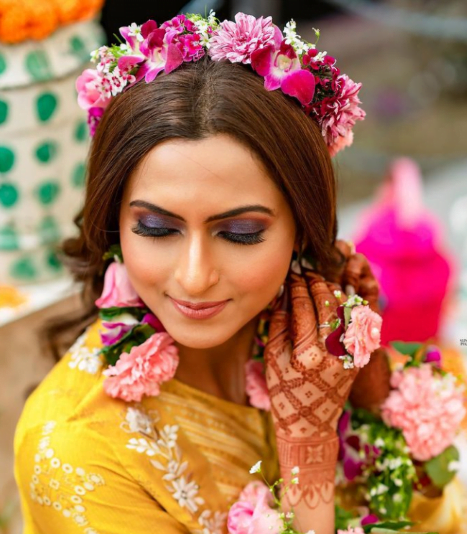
[122,406,213,522]
[67,329,103,375]
[196,510,229,534]
[29,420,105,532]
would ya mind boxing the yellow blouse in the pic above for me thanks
[14,318,279,534]
[14,318,466,534]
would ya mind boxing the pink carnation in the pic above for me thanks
[343,305,382,368]
[76,68,110,110]
[245,360,270,411]
[315,74,365,156]
[95,262,145,309]
[209,13,280,64]
[227,491,282,534]
[382,364,466,461]
[103,332,179,402]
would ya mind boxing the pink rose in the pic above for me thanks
[227,492,282,534]
[343,305,382,368]
[245,360,270,411]
[382,364,466,461]
[103,332,179,402]
[95,262,145,309]
[238,481,274,507]
[76,68,110,110]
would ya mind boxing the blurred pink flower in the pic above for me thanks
[382,364,466,461]
[95,262,145,309]
[343,305,382,368]
[245,360,270,411]
[239,481,274,507]
[209,13,280,64]
[103,332,179,402]
[227,491,282,534]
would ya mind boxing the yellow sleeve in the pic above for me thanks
[14,420,190,534]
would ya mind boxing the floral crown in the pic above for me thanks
[76,11,365,156]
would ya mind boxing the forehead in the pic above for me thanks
[123,134,283,209]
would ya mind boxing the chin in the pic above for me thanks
[166,329,232,350]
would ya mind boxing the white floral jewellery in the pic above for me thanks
[76,11,365,156]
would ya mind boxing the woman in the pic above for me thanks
[13,12,423,534]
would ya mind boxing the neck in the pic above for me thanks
[173,315,259,405]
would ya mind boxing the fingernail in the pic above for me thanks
[345,285,356,296]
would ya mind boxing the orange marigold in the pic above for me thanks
[0,0,104,44]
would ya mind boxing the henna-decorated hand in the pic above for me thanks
[263,241,387,510]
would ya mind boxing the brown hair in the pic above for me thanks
[45,55,345,360]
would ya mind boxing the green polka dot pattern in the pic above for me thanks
[0,52,6,76]
[36,180,61,205]
[0,100,8,125]
[0,224,19,250]
[46,248,63,272]
[36,92,58,122]
[35,141,58,163]
[25,50,53,82]
[38,215,61,245]
[0,145,15,173]
[72,162,86,188]
[10,255,37,281]
[0,182,19,207]
[74,120,88,142]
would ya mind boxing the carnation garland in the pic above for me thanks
[76,11,365,155]
[336,341,466,522]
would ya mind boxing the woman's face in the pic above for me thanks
[119,134,296,349]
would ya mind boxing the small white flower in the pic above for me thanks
[249,461,262,474]
[394,478,403,487]
[374,438,385,448]
[291,466,300,476]
[127,23,144,42]
[291,477,299,485]
[333,290,342,299]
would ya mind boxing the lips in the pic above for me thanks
[171,298,228,310]
[169,297,229,320]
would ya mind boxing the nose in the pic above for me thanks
[174,234,219,297]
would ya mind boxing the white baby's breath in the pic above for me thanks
[291,466,300,476]
[249,461,262,474]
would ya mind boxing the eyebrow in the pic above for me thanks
[129,200,275,222]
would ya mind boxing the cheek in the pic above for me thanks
[119,227,169,292]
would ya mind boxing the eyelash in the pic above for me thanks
[131,221,265,246]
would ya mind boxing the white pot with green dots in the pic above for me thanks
[0,19,105,285]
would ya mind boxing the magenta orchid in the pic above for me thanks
[251,40,315,105]
[77,11,365,156]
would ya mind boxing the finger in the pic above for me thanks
[342,253,380,312]
[303,271,341,341]
[335,239,356,260]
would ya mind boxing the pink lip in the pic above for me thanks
[169,297,229,319]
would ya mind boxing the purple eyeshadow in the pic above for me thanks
[219,220,266,234]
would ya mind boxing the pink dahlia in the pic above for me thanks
[209,12,281,64]
[314,74,366,156]
[245,360,270,411]
[103,332,179,402]
[382,364,466,461]
[343,305,382,368]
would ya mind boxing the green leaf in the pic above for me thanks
[102,243,123,262]
[424,445,459,489]
[335,505,355,529]
[99,307,148,321]
[363,521,414,533]
[390,341,423,359]
[344,306,352,329]
[101,323,156,366]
